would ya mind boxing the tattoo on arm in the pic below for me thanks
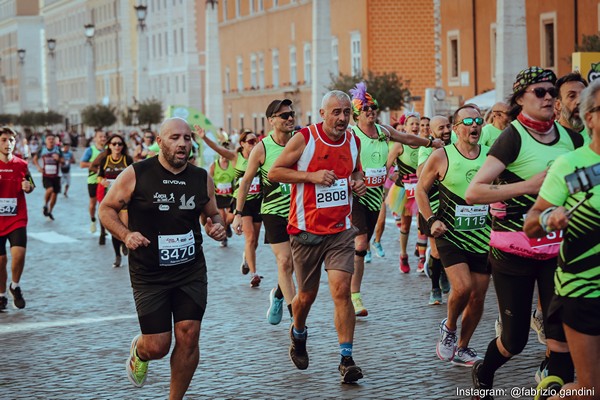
[489,185,499,190]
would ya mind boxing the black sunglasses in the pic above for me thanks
[454,117,484,127]
[362,104,378,112]
[527,87,558,99]
[274,111,295,120]
[144,136,154,140]
[244,139,257,145]
[110,142,124,146]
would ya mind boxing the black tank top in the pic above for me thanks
[128,157,209,284]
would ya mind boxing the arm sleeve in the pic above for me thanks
[81,147,92,162]
[538,154,571,206]
[487,126,521,166]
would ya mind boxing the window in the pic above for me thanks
[272,49,279,88]
[225,67,231,93]
[180,28,184,52]
[152,34,157,58]
[290,46,297,85]
[258,53,265,89]
[490,24,496,82]
[350,32,361,76]
[237,56,244,91]
[250,54,257,88]
[303,43,311,85]
[173,29,177,54]
[236,0,241,17]
[540,12,557,70]
[331,37,339,76]
[158,32,162,57]
[249,0,254,15]
[223,0,227,20]
[447,30,460,85]
[164,31,168,57]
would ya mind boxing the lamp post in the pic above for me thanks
[17,48,26,112]
[47,38,58,111]
[134,4,148,102]
[84,24,96,105]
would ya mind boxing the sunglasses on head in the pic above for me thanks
[244,138,257,145]
[362,104,378,112]
[274,111,295,120]
[527,87,558,99]
[110,142,124,146]
[454,117,484,127]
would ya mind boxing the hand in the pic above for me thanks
[124,231,151,250]
[431,139,444,149]
[546,206,569,231]
[194,125,206,140]
[351,179,367,196]
[205,217,226,241]
[430,220,448,238]
[310,170,337,186]
[526,170,548,195]
[231,214,243,235]
[52,153,59,161]
[21,179,32,193]
[101,179,109,187]
[37,167,43,173]
[389,170,399,182]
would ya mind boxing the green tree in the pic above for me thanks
[16,111,43,129]
[81,104,117,129]
[0,114,17,125]
[44,110,64,125]
[138,99,163,129]
[328,71,411,111]
[576,33,600,52]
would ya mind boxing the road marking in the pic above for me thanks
[28,231,79,243]
[0,314,137,334]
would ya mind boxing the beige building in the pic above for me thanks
[0,0,43,114]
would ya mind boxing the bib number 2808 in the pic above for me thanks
[158,230,196,266]
[315,179,349,209]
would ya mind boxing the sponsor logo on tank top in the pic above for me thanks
[179,194,196,210]
[163,179,186,185]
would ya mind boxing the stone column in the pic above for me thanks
[311,0,332,122]
[496,0,528,102]
[204,0,224,129]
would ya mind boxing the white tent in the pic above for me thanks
[464,90,496,110]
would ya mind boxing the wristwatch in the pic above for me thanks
[234,209,243,216]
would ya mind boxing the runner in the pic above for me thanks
[80,129,107,241]
[268,90,366,383]
[231,99,297,325]
[32,131,63,221]
[95,133,133,268]
[415,105,491,367]
[416,115,453,305]
[524,79,600,400]
[479,102,511,147]
[99,117,226,399]
[466,67,581,398]
[208,138,235,247]
[0,127,35,311]
[195,128,263,287]
[60,142,76,198]
[348,82,441,316]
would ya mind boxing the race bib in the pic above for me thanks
[280,182,291,195]
[404,182,417,199]
[249,177,261,194]
[529,230,564,249]
[0,198,17,216]
[44,164,58,175]
[158,230,196,266]
[454,205,489,231]
[315,179,349,209]
[216,182,233,195]
[364,167,387,188]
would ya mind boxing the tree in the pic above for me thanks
[81,104,117,129]
[328,71,411,111]
[576,33,600,52]
[44,110,64,126]
[138,99,163,129]
[0,114,17,125]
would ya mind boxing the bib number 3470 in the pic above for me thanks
[158,230,196,266]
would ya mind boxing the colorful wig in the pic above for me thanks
[350,81,378,117]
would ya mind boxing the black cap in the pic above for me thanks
[266,99,293,117]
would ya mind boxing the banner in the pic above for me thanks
[572,52,600,83]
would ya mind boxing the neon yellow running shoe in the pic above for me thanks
[126,335,149,388]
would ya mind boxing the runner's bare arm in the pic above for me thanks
[382,124,443,148]
[202,175,226,241]
[194,125,237,161]
[99,166,150,249]
[524,196,568,238]
[268,133,309,183]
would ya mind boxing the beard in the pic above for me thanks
[162,146,189,168]
[562,107,584,132]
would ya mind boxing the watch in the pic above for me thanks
[234,209,243,216]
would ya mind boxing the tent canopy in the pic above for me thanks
[464,90,496,110]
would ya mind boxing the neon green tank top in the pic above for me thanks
[437,144,491,254]
[395,143,419,187]
[260,135,291,216]
[233,152,261,200]
[87,145,103,184]
[213,158,236,197]
[351,124,389,212]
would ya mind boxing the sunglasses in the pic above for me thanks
[527,87,558,99]
[274,111,295,120]
[361,104,379,112]
[454,117,484,127]
[110,142,124,146]
[144,136,154,140]
[244,139,257,145]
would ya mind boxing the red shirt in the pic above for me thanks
[0,157,31,236]
[288,123,359,235]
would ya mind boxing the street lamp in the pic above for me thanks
[135,4,148,102]
[17,49,26,112]
[47,39,58,111]
[84,24,96,105]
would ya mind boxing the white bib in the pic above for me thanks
[158,230,196,266]
[364,167,387,188]
[315,178,349,209]
[0,198,17,216]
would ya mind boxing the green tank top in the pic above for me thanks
[233,152,261,200]
[394,143,419,187]
[259,135,291,216]
[538,145,600,298]
[418,146,440,214]
[437,144,491,254]
[492,121,578,234]
[213,158,236,197]
[87,145,103,184]
[479,124,502,147]
[351,124,389,212]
